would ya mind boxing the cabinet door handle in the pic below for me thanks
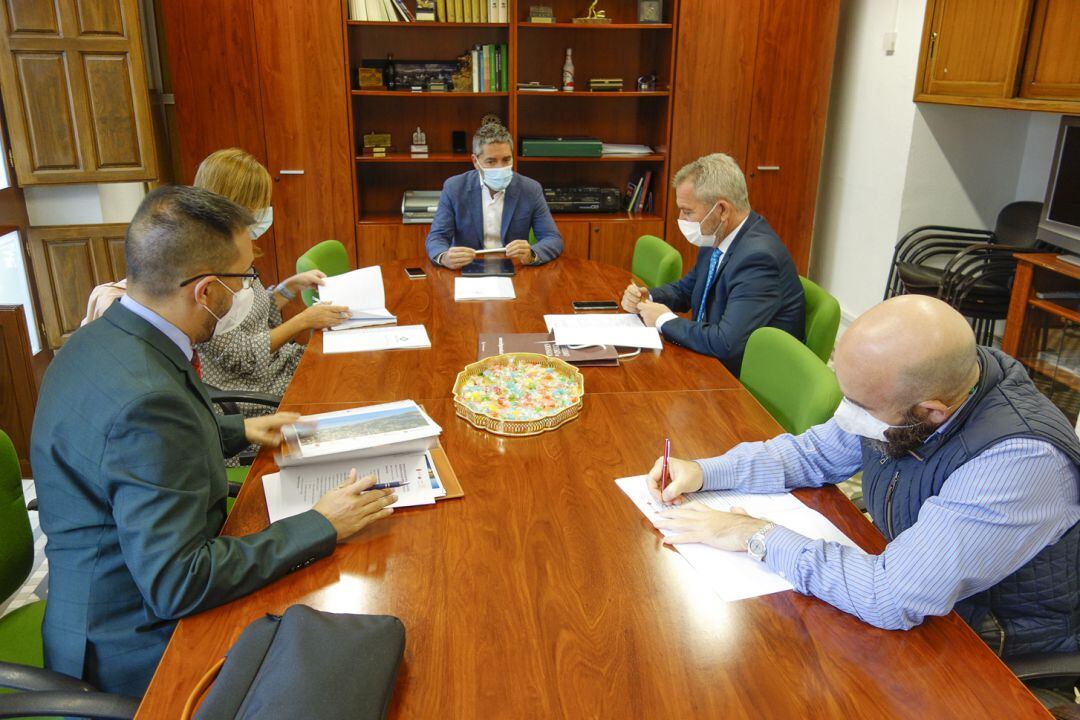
[756,165,780,171]
[279,169,305,175]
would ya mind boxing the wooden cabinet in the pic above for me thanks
[357,222,425,265]
[1020,0,1080,100]
[559,220,591,260]
[26,223,127,348]
[160,0,356,284]
[0,0,157,184]
[916,0,1080,112]
[589,218,665,271]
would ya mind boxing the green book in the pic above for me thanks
[500,43,508,91]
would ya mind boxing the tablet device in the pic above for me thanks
[461,258,516,277]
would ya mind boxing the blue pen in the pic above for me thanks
[371,480,411,490]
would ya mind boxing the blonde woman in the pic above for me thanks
[191,148,348,407]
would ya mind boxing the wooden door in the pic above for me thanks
[1020,0,1080,100]
[920,0,1033,98]
[0,0,157,184]
[743,0,840,276]
[251,0,356,281]
[158,0,278,284]
[667,0,761,273]
[0,305,35,473]
[26,223,127,348]
[589,219,665,272]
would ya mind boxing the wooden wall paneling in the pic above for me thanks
[26,223,128,347]
[589,218,664,270]
[0,304,37,475]
[667,0,760,272]
[0,0,157,184]
[252,0,356,280]
[1020,0,1080,100]
[919,0,1034,99]
[743,0,841,276]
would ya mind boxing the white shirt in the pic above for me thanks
[480,174,505,250]
[655,215,749,332]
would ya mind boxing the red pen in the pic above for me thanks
[660,437,671,503]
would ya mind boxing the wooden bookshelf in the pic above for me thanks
[346,0,678,266]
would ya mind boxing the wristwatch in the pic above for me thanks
[746,522,777,562]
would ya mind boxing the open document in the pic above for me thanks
[544,313,663,350]
[616,476,857,601]
[454,277,516,301]
[317,266,396,330]
[323,325,431,354]
[263,450,447,522]
[277,400,441,468]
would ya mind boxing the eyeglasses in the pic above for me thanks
[179,267,259,289]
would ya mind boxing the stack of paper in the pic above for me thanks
[616,476,857,601]
[454,277,516,301]
[322,325,431,354]
[544,313,663,350]
[317,266,397,330]
[601,143,654,156]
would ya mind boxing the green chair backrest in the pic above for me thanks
[800,276,841,363]
[740,327,842,436]
[295,239,351,307]
[632,235,682,287]
[528,227,537,245]
[0,430,32,603]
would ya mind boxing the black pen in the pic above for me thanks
[371,479,411,490]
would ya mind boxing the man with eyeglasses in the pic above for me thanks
[30,186,398,698]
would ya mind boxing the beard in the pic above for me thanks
[877,409,941,459]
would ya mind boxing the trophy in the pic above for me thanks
[411,127,429,158]
[573,0,611,24]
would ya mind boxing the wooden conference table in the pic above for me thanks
[137,258,1049,718]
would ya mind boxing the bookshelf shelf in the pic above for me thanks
[517,154,666,163]
[352,90,509,97]
[518,22,673,30]
[347,21,510,28]
[356,153,474,163]
[518,90,670,98]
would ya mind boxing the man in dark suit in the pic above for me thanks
[622,153,805,375]
[425,123,563,269]
[31,186,398,697]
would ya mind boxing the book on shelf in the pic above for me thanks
[436,0,446,21]
[499,43,507,91]
[486,44,494,92]
[470,47,480,91]
[498,0,507,22]
[477,0,486,22]
[364,0,388,21]
[637,171,652,214]
[348,0,365,20]
[380,0,400,21]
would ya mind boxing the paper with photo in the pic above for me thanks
[323,325,431,354]
[616,475,856,601]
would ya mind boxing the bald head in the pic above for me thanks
[834,296,979,420]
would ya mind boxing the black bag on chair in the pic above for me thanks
[187,605,405,720]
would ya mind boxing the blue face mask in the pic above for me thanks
[480,165,513,193]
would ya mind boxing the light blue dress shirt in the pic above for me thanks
[119,294,194,361]
[698,417,1080,630]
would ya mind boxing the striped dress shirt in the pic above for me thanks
[698,418,1080,630]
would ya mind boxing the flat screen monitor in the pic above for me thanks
[1039,115,1080,258]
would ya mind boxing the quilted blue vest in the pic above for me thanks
[860,346,1080,657]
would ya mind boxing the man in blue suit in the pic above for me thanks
[623,153,805,376]
[425,123,563,268]
[31,186,398,697]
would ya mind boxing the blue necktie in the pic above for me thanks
[696,249,723,322]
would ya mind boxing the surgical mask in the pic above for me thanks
[250,206,273,239]
[677,203,720,247]
[200,279,254,337]
[832,398,907,442]
[480,165,513,193]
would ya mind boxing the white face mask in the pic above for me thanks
[832,399,893,441]
[250,206,273,239]
[677,203,720,247]
[199,279,254,337]
[479,164,513,193]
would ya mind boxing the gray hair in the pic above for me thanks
[125,185,254,298]
[672,153,750,212]
[472,123,514,156]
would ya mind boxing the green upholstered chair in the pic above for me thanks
[739,327,842,436]
[800,276,841,364]
[632,235,682,288]
[0,429,140,718]
[295,239,351,307]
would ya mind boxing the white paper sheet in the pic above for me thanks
[616,475,857,601]
[317,266,395,323]
[553,326,663,350]
[264,453,440,523]
[454,277,516,301]
[322,325,431,354]
[543,313,645,332]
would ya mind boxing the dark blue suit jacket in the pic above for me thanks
[30,303,337,696]
[650,212,805,376]
[425,169,563,264]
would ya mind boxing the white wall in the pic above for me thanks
[811,0,1064,327]
[24,183,145,227]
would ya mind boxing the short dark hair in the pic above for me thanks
[472,123,513,156]
[125,185,254,298]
